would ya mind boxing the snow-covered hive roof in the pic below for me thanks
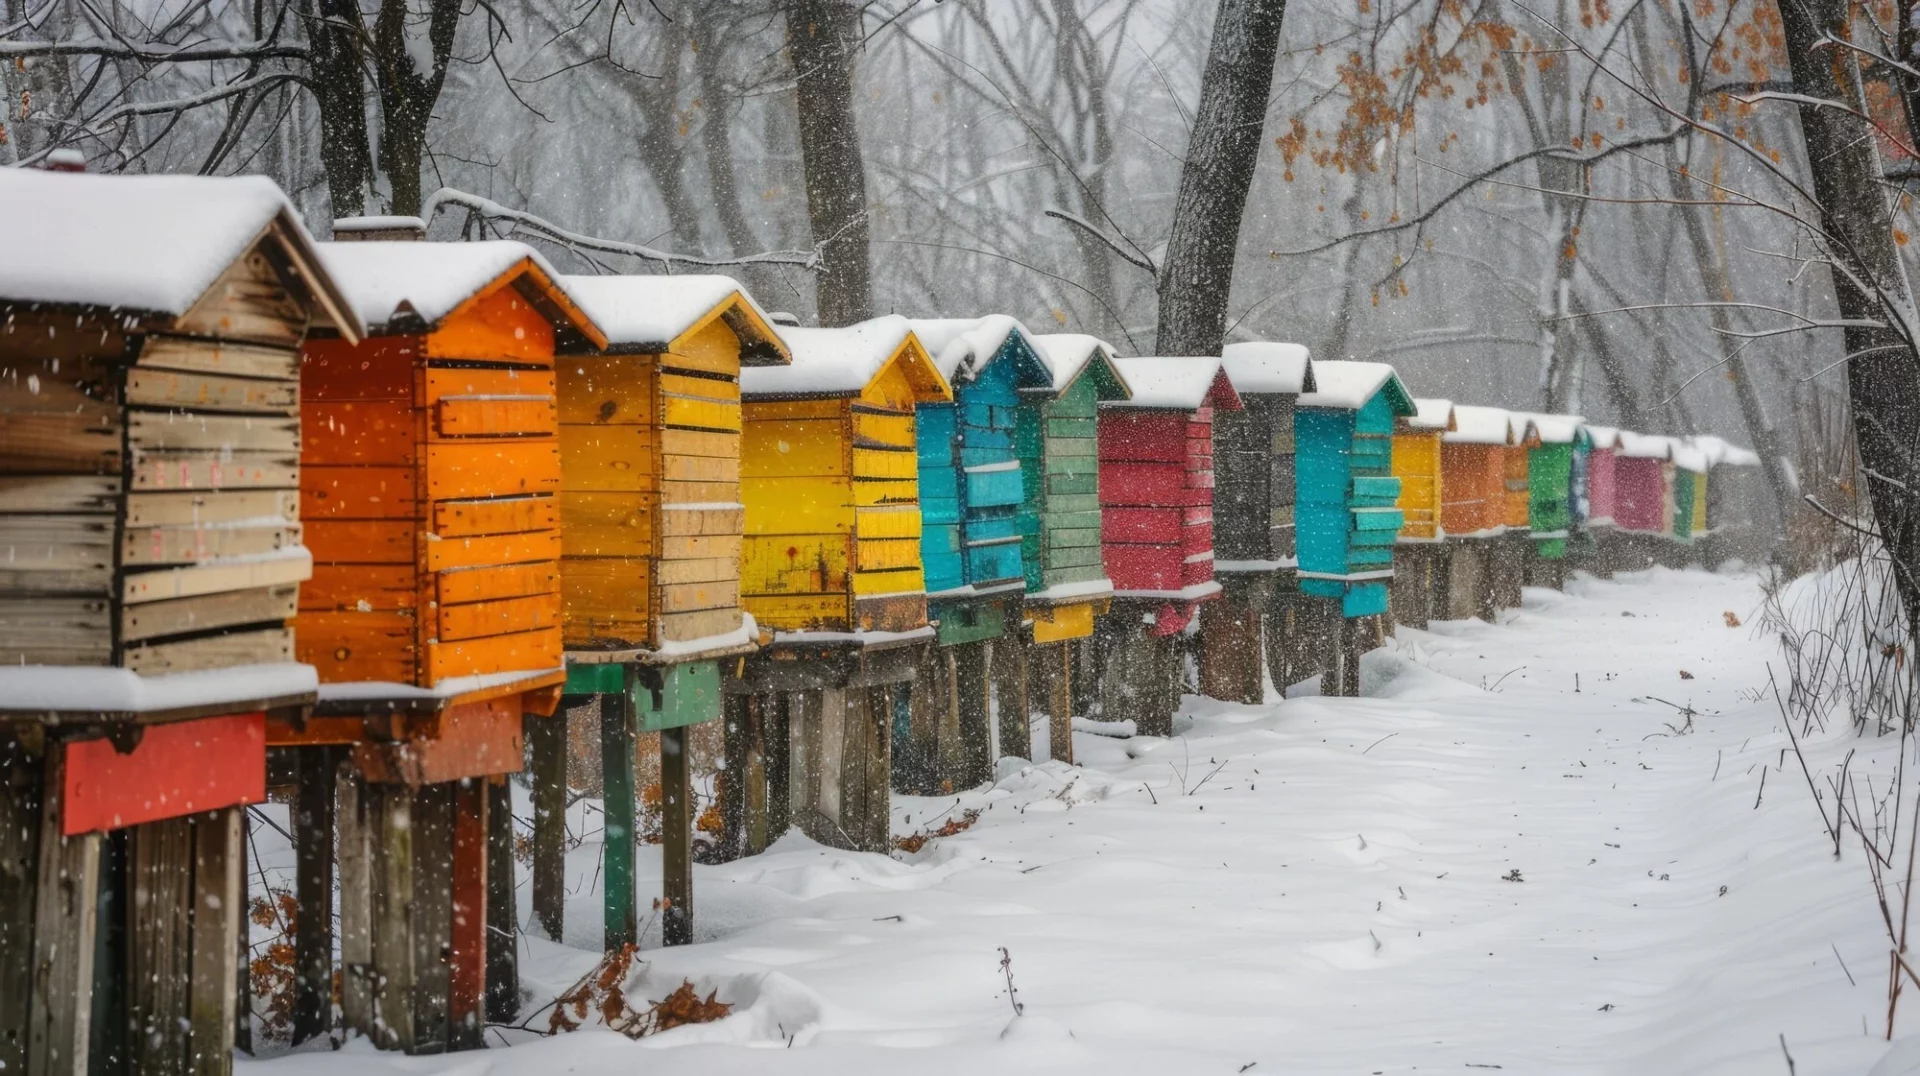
[1508,413,1542,445]
[1029,333,1122,395]
[1616,431,1675,460]
[1296,360,1415,415]
[0,168,361,337]
[1690,434,1761,468]
[1405,397,1456,431]
[1670,439,1709,473]
[1102,356,1241,411]
[1221,341,1315,395]
[1516,412,1585,444]
[745,315,946,399]
[318,239,602,346]
[1444,405,1515,445]
[905,315,1035,382]
[1584,424,1623,450]
[558,273,786,363]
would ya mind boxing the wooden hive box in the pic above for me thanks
[1215,341,1313,570]
[1670,438,1709,544]
[1583,425,1623,529]
[1098,357,1242,633]
[1516,413,1585,559]
[1392,397,1455,542]
[1293,361,1417,619]
[739,316,950,637]
[294,239,600,755]
[1502,414,1542,532]
[0,167,361,1076]
[1439,405,1516,539]
[907,317,1052,646]
[1613,431,1673,534]
[553,275,785,665]
[1023,334,1133,642]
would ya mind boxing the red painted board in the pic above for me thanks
[354,695,524,785]
[1102,506,1183,543]
[448,780,489,1037]
[1182,555,1216,586]
[1105,546,1184,590]
[1099,462,1208,507]
[64,713,266,834]
[1097,412,1188,462]
[1180,521,1214,554]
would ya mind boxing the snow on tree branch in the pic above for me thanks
[421,188,822,271]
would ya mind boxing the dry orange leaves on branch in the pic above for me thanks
[549,945,733,1038]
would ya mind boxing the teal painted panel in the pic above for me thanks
[968,514,1025,542]
[1355,392,1396,435]
[635,661,722,732]
[1352,506,1404,531]
[1343,583,1390,618]
[1351,475,1400,502]
[967,466,1025,507]
[968,541,1024,581]
[1299,576,1344,599]
[932,599,1006,645]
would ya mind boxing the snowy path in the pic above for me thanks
[248,567,1909,1076]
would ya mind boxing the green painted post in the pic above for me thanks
[599,677,637,953]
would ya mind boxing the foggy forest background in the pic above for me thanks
[0,0,1876,541]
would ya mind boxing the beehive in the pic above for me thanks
[0,168,360,1076]
[555,275,786,656]
[739,316,949,634]
[1613,432,1673,534]
[905,317,1049,645]
[1098,357,1242,630]
[1392,398,1456,541]
[1022,334,1133,642]
[1517,413,1585,559]
[1294,361,1417,619]
[1438,406,1516,538]
[1215,341,1314,567]
[1670,438,1709,544]
[299,240,597,698]
[1502,414,1541,532]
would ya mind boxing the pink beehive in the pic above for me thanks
[1613,432,1671,534]
[1585,425,1621,527]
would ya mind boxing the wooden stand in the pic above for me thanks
[1199,575,1272,705]
[1092,608,1183,738]
[484,776,519,1022]
[1390,545,1445,630]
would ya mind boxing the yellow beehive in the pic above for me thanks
[1392,397,1455,540]
[555,276,789,652]
[738,316,951,634]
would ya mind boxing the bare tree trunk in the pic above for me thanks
[786,0,872,326]
[370,0,461,217]
[692,12,775,297]
[1154,0,1289,355]
[1776,0,1920,631]
[298,0,373,219]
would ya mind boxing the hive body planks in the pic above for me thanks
[1098,408,1219,599]
[560,303,755,652]
[1211,392,1299,564]
[0,236,314,672]
[1391,430,1444,541]
[299,275,564,688]
[740,344,940,634]
[1527,441,1575,558]
[1501,439,1533,532]
[1296,390,1407,619]
[1439,442,1505,538]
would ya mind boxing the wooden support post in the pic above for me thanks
[1339,617,1364,698]
[336,770,373,1038]
[448,781,487,1051]
[528,706,569,944]
[1048,642,1074,764]
[291,748,337,1045]
[867,686,897,853]
[484,776,520,1023]
[745,696,772,856]
[0,731,43,1076]
[1199,595,1264,704]
[236,808,251,1058]
[766,695,792,846]
[953,642,994,788]
[718,694,750,863]
[599,688,637,954]
[660,726,694,947]
[28,742,99,1076]
[938,648,964,793]
[368,784,413,1052]
[408,784,454,1054]
[992,619,1031,762]
[129,817,192,1075]
[187,807,242,1076]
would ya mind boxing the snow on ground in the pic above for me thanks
[243,566,1917,1075]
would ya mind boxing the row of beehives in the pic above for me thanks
[0,168,1761,1070]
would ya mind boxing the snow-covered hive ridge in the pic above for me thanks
[1407,397,1456,431]
[747,315,925,397]
[1221,340,1314,395]
[559,273,783,357]
[317,239,561,331]
[0,168,349,326]
[1514,412,1585,444]
[905,315,1033,383]
[1103,356,1236,410]
[1031,332,1126,394]
[1584,424,1624,450]
[1444,405,1515,445]
[1616,430,1675,459]
[1296,359,1408,411]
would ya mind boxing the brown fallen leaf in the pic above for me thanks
[1723,611,1741,628]
[1679,670,1695,680]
